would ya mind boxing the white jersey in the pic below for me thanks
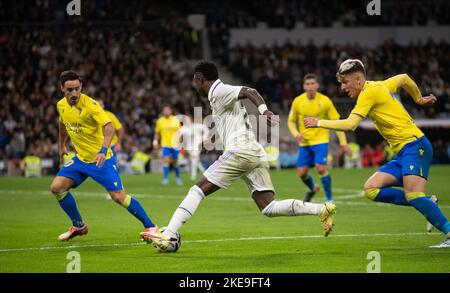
[207,79,265,156]
[180,123,209,152]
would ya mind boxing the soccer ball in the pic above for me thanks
[156,227,181,252]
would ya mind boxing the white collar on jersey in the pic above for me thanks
[207,79,222,101]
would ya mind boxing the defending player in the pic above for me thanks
[141,62,336,251]
[50,70,158,241]
[304,59,450,248]
[153,106,183,186]
[288,73,351,202]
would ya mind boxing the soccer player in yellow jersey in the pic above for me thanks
[50,71,159,241]
[154,105,182,186]
[97,99,124,156]
[304,59,450,248]
[288,73,351,202]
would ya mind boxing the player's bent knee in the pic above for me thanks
[364,188,380,201]
[109,190,126,204]
[315,165,327,175]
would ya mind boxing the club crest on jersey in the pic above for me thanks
[419,148,424,155]
[410,165,414,171]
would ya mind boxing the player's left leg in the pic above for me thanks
[297,146,320,202]
[313,143,332,202]
[108,189,156,230]
[89,157,157,230]
[161,147,171,185]
[244,167,336,236]
[403,175,450,242]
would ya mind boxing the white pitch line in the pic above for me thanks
[0,232,440,253]
[1,190,449,208]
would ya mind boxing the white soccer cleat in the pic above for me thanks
[429,238,450,248]
[426,195,438,232]
[58,225,88,241]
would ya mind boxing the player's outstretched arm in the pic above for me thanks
[392,74,437,107]
[58,121,69,163]
[304,113,362,131]
[238,87,279,125]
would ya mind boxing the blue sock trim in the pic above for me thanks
[410,197,449,234]
[58,192,84,227]
[127,197,154,228]
[374,187,410,206]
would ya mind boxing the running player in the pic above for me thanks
[304,59,450,248]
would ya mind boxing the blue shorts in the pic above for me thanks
[56,156,123,191]
[378,136,433,181]
[162,147,179,160]
[297,143,328,168]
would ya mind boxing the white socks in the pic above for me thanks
[166,185,205,235]
[261,199,323,217]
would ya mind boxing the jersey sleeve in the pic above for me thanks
[214,84,242,108]
[326,99,341,120]
[90,100,111,126]
[351,87,377,118]
[288,99,298,122]
[108,112,122,130]
[381,76,399,93]
[155,119,161,134]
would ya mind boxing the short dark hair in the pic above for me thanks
[303,73,317,82]
[60,70,82,86]
[194,61,219,81]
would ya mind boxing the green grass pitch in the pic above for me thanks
[0,166,449,272]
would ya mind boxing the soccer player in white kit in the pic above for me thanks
[141,62,336,251]
[179,115,208,181]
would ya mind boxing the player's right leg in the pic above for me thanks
[161,147,171,185]
[141,176,221,249]
[297,146,320,202]
[50,158,88,241]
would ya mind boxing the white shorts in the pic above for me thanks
[203,151,275,193]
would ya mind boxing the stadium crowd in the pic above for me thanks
[1,0,450,174]
[0,23,205,170]
[226,39,450,118]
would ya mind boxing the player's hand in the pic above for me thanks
[304,117,319,128]
[114,143,122,152]
[59,146,68,164]
[295,133,304,144]
[263,110,279,126]
[95,153,106,167]
[341,144,353,156]
[417,94,437,107]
